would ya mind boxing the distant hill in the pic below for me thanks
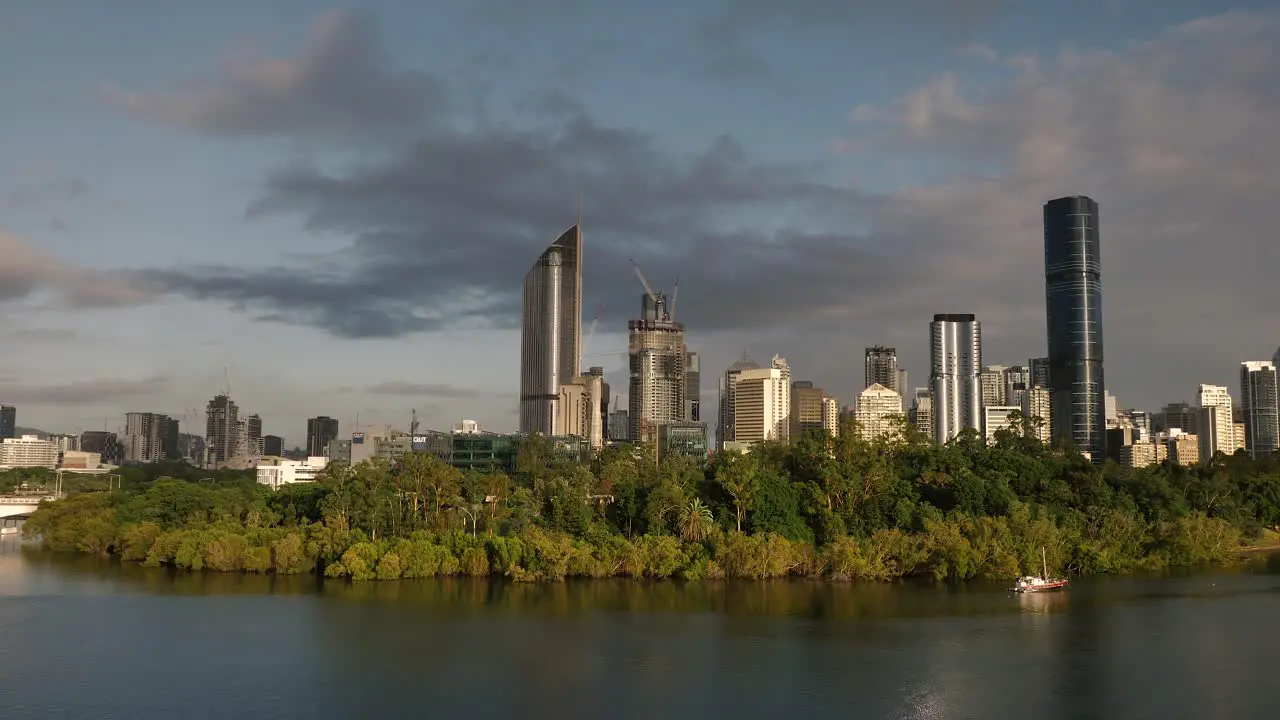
[14,427,50,437]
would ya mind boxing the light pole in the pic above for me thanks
[456,505,477,538]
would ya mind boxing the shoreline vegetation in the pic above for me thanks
[15,422,1280,583]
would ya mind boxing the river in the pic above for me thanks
[1,535,1278,719]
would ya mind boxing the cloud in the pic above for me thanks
[0,230,153,309]
[2,328,79,343]
[96,9,446,140]
[364,382,484,399]
[0,375,168,406]
[690,0,1014,79]
[1,177,89,209]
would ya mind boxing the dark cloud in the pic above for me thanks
[364,382,484,399]
[0,375,168,406]
[96,10,446,140]
[690,0,1015,79]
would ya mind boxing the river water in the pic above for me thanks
[1,536,1278,720]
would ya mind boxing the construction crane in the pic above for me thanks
[669,276,679,321]
[630,259,658,303]
[582,303,603,364]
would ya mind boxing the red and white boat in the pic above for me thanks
[1011,548,1069,593]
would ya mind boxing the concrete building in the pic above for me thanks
[717,354,761,449]
[979,365,1008,407]
[306,416,339,458]
[732,356,791,447]
[1197,384,1237,461]
[983,405,1023,444]
[1105,392,1119,429]
[930,314,982,443]
[49,434,79,452]
[1153,401,1199,435]
[627,291,686,443]
[1127,409,1151,441]
[1044,195,1106,461]
[1021,386,1052,444]
[864,346,899,392]
[242,414,263,456]
[519,223,583,435]
[0,435,59,469]
[1240,361,1279,459]
[555,373,604,449]
[256,456,329,490]
[583,366,611,438]
[1121,441,1166,468]
[0,405,14,439]
[1160,430,1200,466]
[822,396,840,437]
[79,431,123,465]
[1004,366,1030,410]
[607,410,629,442]
[60,450,102,470]
[855,384,902,441]
[205,394,240,465]
[124,412,173,463]
[1029,357,1051,388]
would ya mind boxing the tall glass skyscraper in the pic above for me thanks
[519,224,583,435]
[1044,195,1105,460]
[930,314,982,444]
[1240,361,1278,459]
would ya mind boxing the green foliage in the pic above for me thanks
[18,438,1280,583]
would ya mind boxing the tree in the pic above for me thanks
[714,450,760,532]
[678,498,715,542]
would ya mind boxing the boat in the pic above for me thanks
[1011,547,1069,593]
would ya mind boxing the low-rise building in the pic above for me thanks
[657,422,708,462]
[0,435,59,469]
[983,405,1023,444]
[256,456,329,490]
[1120,441,1167,468]
[60,451,102,470]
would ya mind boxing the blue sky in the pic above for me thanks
[2,0,1278,446]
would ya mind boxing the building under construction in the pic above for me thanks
[627,265,687,443]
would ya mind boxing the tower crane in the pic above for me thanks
[669,277,679,321]
[629,259,658,304]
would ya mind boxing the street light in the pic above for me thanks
[456,505,477,538]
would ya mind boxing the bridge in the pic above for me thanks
[0,494,58,519]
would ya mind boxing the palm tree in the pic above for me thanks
[678,498,715,542]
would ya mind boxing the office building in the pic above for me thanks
[607,410,629,442]
[262,435,283,457]
[79,431,122,465]
[657,422,709,462]
[1004,365,1030,410]
[930,314,982,443]
[1029,357,1050,388]
[983,406,1023,444]
[519,223,583,435]
[1153,401,1198,435]
[732,356,791,447]
[1121,441,1165,468]
[686,351,701,422]
[1240,361,1279,459]
[242,414,263,456]
[855,384,903,442]
[583,366,610,439]
[909,388,933,437]
[717,354,761,449]
[0,405,14,439]
[0,434,59,469]
[555,372,604,449]
[791,381,828,440]
[627,290,686,443]
[256,456,329,490]
[1044,195,1106,460]
[822,396,840,437]
[124,412,173,463]
[205,394,240,465]
[979,365,1008,407]
[306,416,339,458]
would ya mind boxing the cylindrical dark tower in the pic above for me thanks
[1043,195,1105,461]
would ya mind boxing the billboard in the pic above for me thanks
[411,435,428,451]
[352,432,365,444]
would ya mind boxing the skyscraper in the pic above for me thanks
[685,351,701,422]
[0,405,14,439]
[930,314,982,443]
[733,356,791,446]
[628,291,686,443]
[1240,361,1279,459]
[1044,195,1106,460]
[864,346,899,392]
[1197,384,1237,461]
[519,222,583,435]
[205,395,239,465]
[306,416,339,457]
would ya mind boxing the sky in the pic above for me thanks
[2,0,1278,447]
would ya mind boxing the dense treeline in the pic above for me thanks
[18,422,1280,583]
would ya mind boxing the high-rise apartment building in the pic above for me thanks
[717,354,761,449]
[627,291,686,443]
[519,223,582,435]
[0,405,14,439]
[125,412,174,463]
[1044,195,1106,460]
[607,410,629,441]
[1021,386,1052,444]
[732,356,791,447]
[1197,384,1237,461]
[205,394,239,465]
[555,373,604,449]
[306,416,339,457]
[908,388,933,437]
[1004,365,1030,410]
[1240,361,1279,459]
[855,384,903,441]
[930,314,982,443]
[1029,357,1050,388]
[864,346,899,392]
[1153,401,1199,435]
[979,365,1008,407]
[686,351,701,422]
[822,396,840,437]
[583,366,611,439]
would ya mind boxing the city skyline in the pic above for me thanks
[3,1,1279,437]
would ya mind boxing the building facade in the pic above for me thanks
[519,224,583,435]
[0,405,14,439]
[1197,384,1237,461]
[732,356,791,447]
[864,346,899,393]
[855,384,903,441]
[930,314,982,443]
[717,354,762,449]
[1044,195,1106,460]
[306,416,339,458]
[124,412,174,463]
[1240,361,1279,459]
[790,381,828,440]
[262,435,283,457]
[627,292,686,443]
[256,456,329,490]
[0,435,59,469]
[1021,386,1052,444]
[979,365,1008,407]
[205,394,240,465]
[983,406,1023,444]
